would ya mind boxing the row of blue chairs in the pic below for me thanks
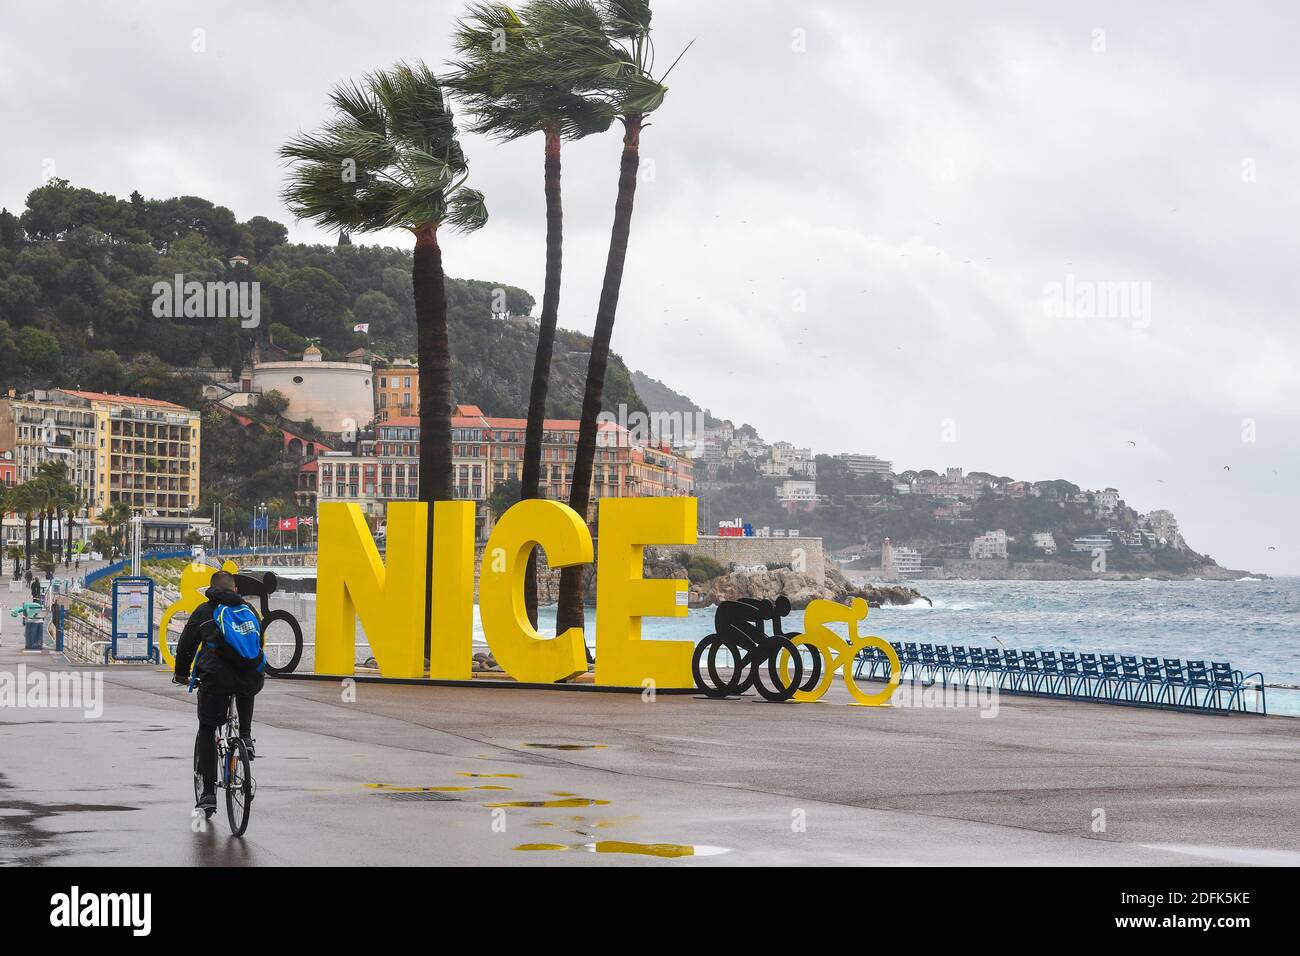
[853,642,1266,714]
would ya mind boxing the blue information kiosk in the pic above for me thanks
[111,576,155,662]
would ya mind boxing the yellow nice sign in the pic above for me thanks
[316,496,698,688]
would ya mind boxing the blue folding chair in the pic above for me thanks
[999,648,1025,691]
[1178,660,1213,709]
[1139,657,1164,704]
[1117,655,1147,702]
[1057,652,1083,696]
[918,644,940,684]
[983,648,1004,690]
[1079,654,1104,698]
[1036,650,1062,695]
[1097,654,1124,702]
[1158,659,1186,707]
[1013,650,1045,697]
[949,646,972,687]
[934,645,957,685]
[1210,662,1265,713]
[902,642,921,682]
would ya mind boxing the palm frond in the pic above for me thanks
[280,60,484,234]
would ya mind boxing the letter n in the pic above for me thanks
[316,502,426,677]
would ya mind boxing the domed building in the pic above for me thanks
[248,346,374,434]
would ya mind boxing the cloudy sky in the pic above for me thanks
[2,1,1297,574]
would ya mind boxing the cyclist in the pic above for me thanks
[173,571,266,812]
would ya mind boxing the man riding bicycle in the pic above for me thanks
[173,571,266,813]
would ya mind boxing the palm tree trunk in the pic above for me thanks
[23,515,32,571]
[412,224,453,667]
[556,115,643,638]
[521,126,565,627]
[66,509,74,564]
[412,225,454,502]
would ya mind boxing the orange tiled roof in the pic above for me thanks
[57,389,188,410]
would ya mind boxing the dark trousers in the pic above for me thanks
[195,685,255,794]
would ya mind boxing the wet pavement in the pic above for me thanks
[3,639,1299,866]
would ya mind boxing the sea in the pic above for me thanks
[259,571,1300,716]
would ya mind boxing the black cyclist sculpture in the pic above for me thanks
[692,596,823,702]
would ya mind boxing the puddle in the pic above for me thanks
[487,797,610,809]
[513,841,731,858]
[366,783,512,793]
[0,773,138,865]
[521,743,608,751]
[457,772,520,778]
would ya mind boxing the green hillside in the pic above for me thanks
[0,179,644,419]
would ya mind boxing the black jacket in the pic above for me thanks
[174,588,265,694]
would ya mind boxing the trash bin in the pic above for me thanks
[24,619,44,651]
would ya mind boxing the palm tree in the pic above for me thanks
[61,484,81,565]
[0,484,10,575]
[11,483,36,572]
[99,500,132,558]
[446,0,613,626]
[281,61,488,503]
[545,0,687,636]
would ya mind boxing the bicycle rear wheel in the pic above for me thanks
[261,609,304,675]
[225,737,254,836]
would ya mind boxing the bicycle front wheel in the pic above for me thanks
[225,738,254,836]
[192,737,205,810]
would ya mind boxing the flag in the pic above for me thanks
[353,323,370,334]
[250,516,268,531]
[278,517,298,531]
[299,516,314,527]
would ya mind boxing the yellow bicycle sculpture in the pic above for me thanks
[157,558,240,669]
[786,597,901,706]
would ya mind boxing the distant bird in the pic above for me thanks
[1223,465,1231,471]
[1126,440,1136,446]
[1268,546,1277,551]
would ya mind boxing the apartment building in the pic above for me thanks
[970,528,1008,560]
[0,389,201,520]
[311,403,694,536]
[375,359,419,422]
[837,453,893,479]
[59,390,202,518]
[0,389,98,502]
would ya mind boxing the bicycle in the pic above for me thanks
[191,690,256,836]
[692,597,822,702]
[234,571,303,675]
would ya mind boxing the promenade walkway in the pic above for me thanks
[2,640,1298,866]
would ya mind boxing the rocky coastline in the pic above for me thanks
[533,557,931,609]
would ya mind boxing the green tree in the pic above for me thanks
[78,349,127,392]
[241,215,289,259]
[17,326,62,378]
[448,0,614,625]
[258,388,290,416]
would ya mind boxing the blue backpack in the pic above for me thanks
[212,603,266,671]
